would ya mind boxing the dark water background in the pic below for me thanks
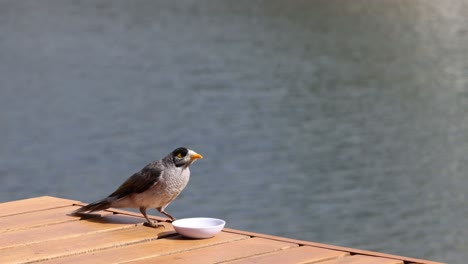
[1,1,467,263]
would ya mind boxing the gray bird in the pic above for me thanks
[72,147,203,228]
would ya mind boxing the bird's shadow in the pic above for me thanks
[68,211,179,238]
[70,211,146,225]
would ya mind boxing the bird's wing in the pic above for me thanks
[108,164,162,199]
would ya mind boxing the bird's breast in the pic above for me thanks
[130,168,190,209]
[163,168,190,195]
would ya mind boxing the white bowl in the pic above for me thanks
[172,217,226,239]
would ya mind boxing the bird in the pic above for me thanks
[72,147,203,228]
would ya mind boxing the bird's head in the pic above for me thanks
[171,147,203,168]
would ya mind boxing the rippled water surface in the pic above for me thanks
[1,1,467,263]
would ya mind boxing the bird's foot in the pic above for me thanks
[164,218,175,223]
[143,221,165,228]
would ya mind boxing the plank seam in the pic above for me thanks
[212,241,299,264]
[0,204,76,219]
[22,233,160,264]
[0,224,139,250]
[116,234,250,264]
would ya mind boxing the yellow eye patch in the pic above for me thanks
[177,153,183,158]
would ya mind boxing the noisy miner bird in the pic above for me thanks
[72,147,203,228]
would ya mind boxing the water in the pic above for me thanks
[1,1,467,263]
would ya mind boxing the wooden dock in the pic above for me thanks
[0,196,443,264]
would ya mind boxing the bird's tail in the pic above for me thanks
[71,197,115,215]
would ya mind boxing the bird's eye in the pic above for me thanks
[177,153,183,158]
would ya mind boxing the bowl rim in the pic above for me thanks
[172,217,226,229]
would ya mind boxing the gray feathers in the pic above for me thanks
[73,197,114,213]
[109,164,162,199]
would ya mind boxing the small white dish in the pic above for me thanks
[172,217,226,239]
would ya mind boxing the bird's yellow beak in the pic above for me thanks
[190,153,203,160]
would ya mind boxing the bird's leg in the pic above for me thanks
[157,207,176,223]
[140,207,164,228]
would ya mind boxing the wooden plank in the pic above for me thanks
[224,245,350,264]
[0,206,82,233]
[41,232,249,264]
[0,197,443,264]
[0,223,173,263]
[0,196,78,217]
[318,255,404,264]
[223,228,444,264]
[125,237,299,264]
[0,213,150,249]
